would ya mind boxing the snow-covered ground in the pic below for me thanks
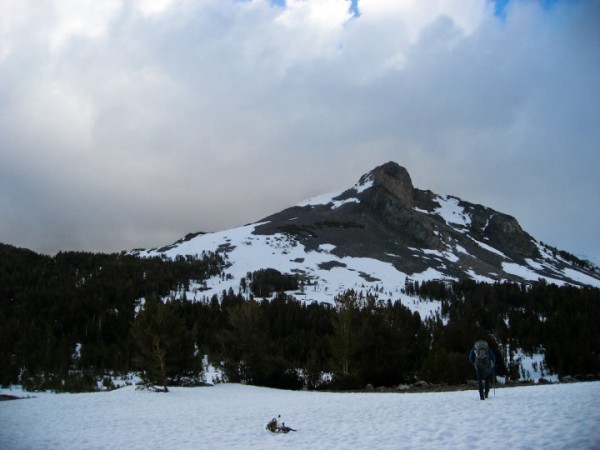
[2,382,599,449]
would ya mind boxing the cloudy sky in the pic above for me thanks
[1,0,598,263]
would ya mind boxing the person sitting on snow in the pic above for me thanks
[266,415,296,433]
[266,415,280,432]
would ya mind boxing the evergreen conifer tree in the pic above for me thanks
[331,290,360,378]
[131,296,198,390]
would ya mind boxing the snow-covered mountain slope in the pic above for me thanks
[134,162,600,310]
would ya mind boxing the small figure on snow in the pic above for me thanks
[266,415,280,432]
[266,414,297,433]
[469,339,496,400]
[279,422,297,433]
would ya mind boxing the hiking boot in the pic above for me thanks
[479,390,485,400]
[485,390,489,399]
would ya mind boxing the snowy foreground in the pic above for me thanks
[2,382,599,450]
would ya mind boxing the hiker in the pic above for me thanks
[469,340,496,400]
[266,415,281,433]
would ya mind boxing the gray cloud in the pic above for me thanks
[0,0,598,264]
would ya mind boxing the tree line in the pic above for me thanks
[1,243,598,392]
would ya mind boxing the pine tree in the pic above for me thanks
[218,299,269,384]
[131,296,198,390]
[331,290,360,377]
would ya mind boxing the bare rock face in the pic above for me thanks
[483,213,539,259]
[369,162,415,208]
[359,162,441,251]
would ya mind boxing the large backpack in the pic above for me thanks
[266,418,278,433]
[473,340,491,370]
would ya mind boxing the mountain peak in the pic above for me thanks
[363,162,414,207]
[136,161,600,305]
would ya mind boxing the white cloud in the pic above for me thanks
[42,0,122,56]
[0,0,598,260]
[360,0,490,42]
[133,0,179,17]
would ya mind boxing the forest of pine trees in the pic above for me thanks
[1,243,599,392]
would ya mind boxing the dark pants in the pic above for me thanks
[476,367,493,399]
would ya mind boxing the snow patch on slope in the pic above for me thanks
[513,349,559,383]
[471,237,507,258]
[465,270,497,283]
[434,195,471,228]
[562,268,600,287]
[502,262,551,283]
[297,176,374,209]
[297,190,345,208]
[139,222,444,318]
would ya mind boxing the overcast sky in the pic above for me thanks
[1,0,598,264]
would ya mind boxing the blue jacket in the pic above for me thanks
[469,347,496,368]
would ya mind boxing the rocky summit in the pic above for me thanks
[136,162,600,305]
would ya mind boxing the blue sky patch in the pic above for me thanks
[494,0,562,19]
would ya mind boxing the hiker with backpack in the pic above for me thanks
[469,340,496,400]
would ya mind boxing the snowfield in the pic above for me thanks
[2,382,599,449]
